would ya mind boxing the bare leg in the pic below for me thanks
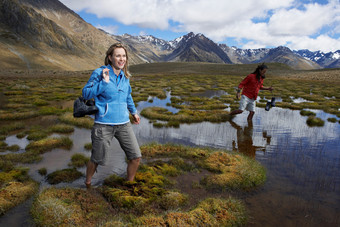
[247,111,255,121]
[230,109,243,116]
[85,160,98,187]
[126,157,141,181]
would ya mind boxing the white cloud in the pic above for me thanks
[287,35,340,52]
[96,25,118,34]
[59,0,340,52]
[268,1,340,36]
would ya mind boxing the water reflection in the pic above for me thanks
[229,120,269,158]
[137,91,180,113]
[291,96,313,103]
[192,90,228,98]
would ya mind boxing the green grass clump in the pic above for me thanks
[25,137,73,154]
[27,131,48,141]
[38,106,66,115]
[38,168,47,176]
[7,144,20,152]
[84,143,92,151]
[0,111,39,120]
[306,116,325,127]
[0,122,25,136]
[59,112,94,129]
[200,152,266,191]
[327,117,337,123]
[300,110,316,116]
[68,153,89,168]
[46,168,83,184]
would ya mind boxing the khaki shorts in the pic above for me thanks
[91,122,141,165]
[239,95,256,112]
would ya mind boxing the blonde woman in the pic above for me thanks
[82,43,141,188]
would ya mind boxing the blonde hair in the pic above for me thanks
[104,43,131,78]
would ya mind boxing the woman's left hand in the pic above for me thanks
[132,114,140,124]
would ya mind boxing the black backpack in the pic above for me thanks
[73,97,98,118]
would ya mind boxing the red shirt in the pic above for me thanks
[238,73,264,99]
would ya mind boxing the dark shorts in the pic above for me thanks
[91,122,141,165]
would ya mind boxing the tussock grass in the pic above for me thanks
[38,168,47,176]
[68,153,89,168]
[300,110,316,116]
[0,122,25,136]
[306,116,325,127]
[31,187,113,226]
[84,142,92,151]
[327,117,337,123]
[0,111,39,120]
[0,168,38,215]
[46,168,83,184]
[26,137,73,154]
[48,124,74,134]
[59,112,94,129]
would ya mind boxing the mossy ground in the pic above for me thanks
[0,168,39,215]
[31,143,265,226]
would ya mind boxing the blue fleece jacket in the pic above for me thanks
[82,65,137,125]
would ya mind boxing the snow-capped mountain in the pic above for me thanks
[294,50,340,68]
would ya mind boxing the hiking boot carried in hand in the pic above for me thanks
[271,97,276,107]
[265,101,271,111]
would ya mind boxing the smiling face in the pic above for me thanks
[109,47,126,72]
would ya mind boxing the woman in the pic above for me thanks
[230,63,273,121]
[82,43,141,188]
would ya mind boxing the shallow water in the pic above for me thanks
[1,105,340,226]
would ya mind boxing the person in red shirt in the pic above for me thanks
[230,64,273,121]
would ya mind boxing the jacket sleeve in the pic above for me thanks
[82,68,109,100]
[126,84,137,115]
[238,74,251,89]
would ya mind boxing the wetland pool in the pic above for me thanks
[1,106,339,226]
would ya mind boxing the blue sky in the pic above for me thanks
[59,0,340,52]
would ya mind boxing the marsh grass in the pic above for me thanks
[48,124,74,134]
[0,167,38,215]
[2,66,339,129]
[25,137,73,154]
[31,187,113,226]
[141,107,232,124]
[306,116,325,127]
[59,112,94,129]
[46,168,83,184]
[0,64,339,224]
[300,110,316,116]
[84,142,92,151]
[0,122,25,136]
[327,117,337,123]
[38,168,47,176]
[68,153,89,168]
[0,111,39,120]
